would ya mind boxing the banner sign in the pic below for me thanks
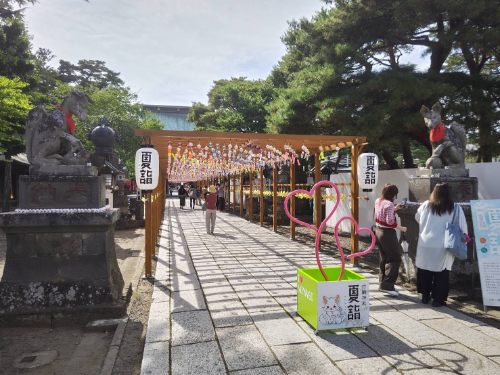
[358,153,379,190]
[471,200,500,307]
[135,145,159,191]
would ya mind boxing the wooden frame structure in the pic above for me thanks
[135,129,367,276]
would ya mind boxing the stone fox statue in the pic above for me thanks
[420,103,467,170]
[25,90,93,167]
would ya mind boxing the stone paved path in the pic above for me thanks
[140,200,500,375]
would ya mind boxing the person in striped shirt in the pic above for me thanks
[374,183,407,296]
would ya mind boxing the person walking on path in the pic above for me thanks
[177,184,188,209]
[374,183,407,296]
[196,186,202,206]
[415,183,468,307]
[202,186,208,199]
[205,185,218,234]
[217,182,226,211]
[189,185,197,209]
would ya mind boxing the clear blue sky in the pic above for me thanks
[25,0,326,106]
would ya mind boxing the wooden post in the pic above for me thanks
[145,193,152,277]
[273,164,277,232]
[290,162,296,239]
[233,175,236,214]
[351,144,364,265]
[315,153,321,230]
[240,173,244,218]
[249,170,253,221]
[227,176,231,208]
[260,166,264,226]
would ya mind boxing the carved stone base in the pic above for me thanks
[416,168,469,177]
[409,176,478,203]
[18,175,105,209]
[29,165,98,176]
[0,209,124,318]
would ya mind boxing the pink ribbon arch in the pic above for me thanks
[284,180,376,281]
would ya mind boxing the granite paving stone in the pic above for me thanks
[208,299,253,327]
[272,343,342,375]
[169,273,201,291]
[145,301,170,344]
[229,366,285,375]
[217,325,277,371]
[140,341,169,375]
[474,325,500,340]
[171,310,215,346]
[336,357,398,375]
[171,289,206,313]
[352,324,440,370]
[171,341,226,375]
[371,311,453,346]
[402,368,458,374]
[298,321,376,361]
[423,318,500,356]
[394,300,449,320]
[251,310,311,346]
[424,343,500,374]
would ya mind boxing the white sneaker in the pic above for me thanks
[380,289,399,297]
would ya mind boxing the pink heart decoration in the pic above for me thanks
[334,217,376,281]
[284,181,340,281]
[283,181,376,282]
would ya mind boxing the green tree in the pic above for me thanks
[0,76,31,211]
[57,59,124,89]
[267,0,500,167]
[188,77,275,133]
[0,0,36,19]
[0,15,35,80]
[72,85,163,178]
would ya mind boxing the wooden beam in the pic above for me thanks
[273,164,278,232]
[240,173,244,218]
[249,170,253,221]
[315,153,321,230]
[290,162,296,240]
[260,166,264,226]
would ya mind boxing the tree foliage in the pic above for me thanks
[73,86,163,178]
[57,59,124,89]
[188,77,275,133]
[0,76,31,154]
[266,0,500,167]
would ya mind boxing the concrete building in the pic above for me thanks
[143,105,195,131]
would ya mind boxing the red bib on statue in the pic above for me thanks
[55,105,76,134]
[430,122,445,142]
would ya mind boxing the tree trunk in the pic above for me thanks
[382,150,400,169]
[2,156,12,212]
[402,143,414,168]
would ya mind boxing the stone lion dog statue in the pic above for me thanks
[25,90,93,167]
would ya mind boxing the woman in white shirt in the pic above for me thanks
[415,183,468,307]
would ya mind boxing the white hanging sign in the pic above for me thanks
[358,153,379,190]
[135,146,159,191]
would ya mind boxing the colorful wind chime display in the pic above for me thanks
[166,140,312,182]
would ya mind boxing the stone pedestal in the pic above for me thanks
[0,209,125,322]
[18,175,106,209]
[409,176,478,204]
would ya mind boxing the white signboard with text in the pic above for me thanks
[471,200,500,307]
